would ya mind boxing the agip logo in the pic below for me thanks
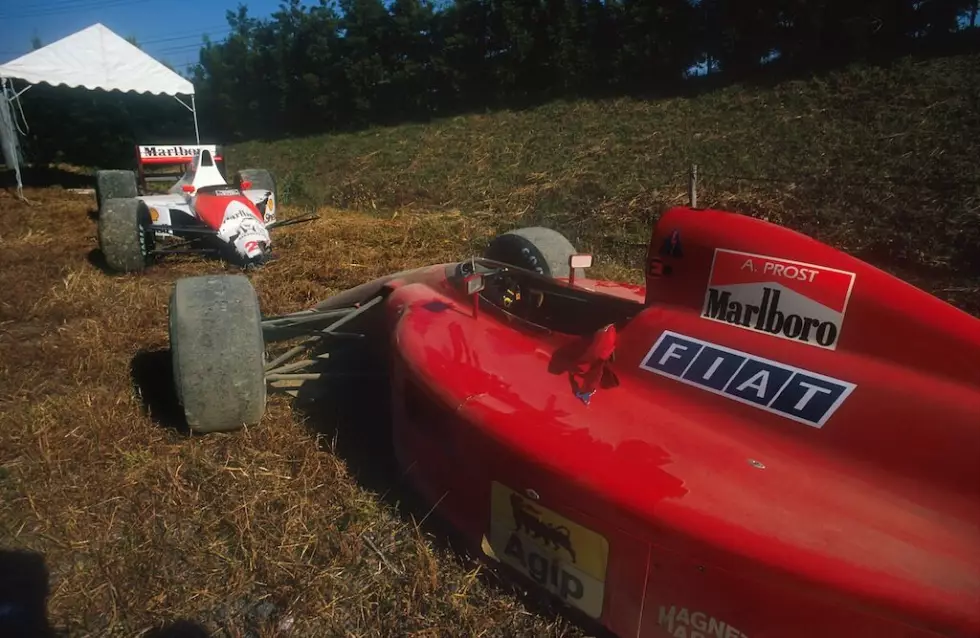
[702,249,857,350]
[485,482,609,619]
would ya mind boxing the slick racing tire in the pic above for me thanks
[98,197,152,273]
[95,170,138,214]
[169,275,266,434]
[484,227,583,280]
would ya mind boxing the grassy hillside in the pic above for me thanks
[229,53,980,309]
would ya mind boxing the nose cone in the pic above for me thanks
[240,238,273,268]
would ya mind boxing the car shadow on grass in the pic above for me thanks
[276,333,617,638]
[129,326,613,637]
[130,348,190,434]
[87,246,236,278]
[86,248,117,276]
[286,373,616,638]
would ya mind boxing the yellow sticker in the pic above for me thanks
[486,481,609,619]
[150,207,160,222]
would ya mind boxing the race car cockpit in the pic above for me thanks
[453,258,643,336]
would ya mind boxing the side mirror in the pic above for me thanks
[464,273,485,318]
[568,253,593,286]
[181,184,195,194]
[240,180,252,190]
[465,273,486,295]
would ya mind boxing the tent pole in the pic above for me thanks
[191,94,200,144]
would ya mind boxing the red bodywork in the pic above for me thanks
[335,207,980,637]
[191,187,264,230]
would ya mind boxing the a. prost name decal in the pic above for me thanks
[702,249,856,350]
[640,331,855,428]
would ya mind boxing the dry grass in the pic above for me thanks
[0,186,592,637]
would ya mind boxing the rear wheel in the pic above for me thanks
[95,170,138,213]
[98,197,152,272]
[484,227,582,280]
[169,275,267,434]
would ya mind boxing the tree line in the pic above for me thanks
[8,0,980,167]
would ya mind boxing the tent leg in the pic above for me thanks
[191,95,200,144]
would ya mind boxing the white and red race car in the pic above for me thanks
[94,144,316,272]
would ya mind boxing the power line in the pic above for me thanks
[1,27,232,59]
[14,0,136,7]
[155,41,222,55]
[140,27,230,45]
[5,0,121,10]
[0,0,157,21]
[154,35,231,55]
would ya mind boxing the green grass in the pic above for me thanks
[229,53,980,301]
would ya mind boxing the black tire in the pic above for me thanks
[169,275,266,434]
[98,198,151,273]
[95,170,138,213]
[484,227,583,280]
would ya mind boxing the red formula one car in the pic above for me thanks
[165,206,980,638]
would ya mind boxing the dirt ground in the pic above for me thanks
[0,186,588,638]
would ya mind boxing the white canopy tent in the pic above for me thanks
[0,23,199,197]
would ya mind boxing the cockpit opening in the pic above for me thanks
[454,258,643,336]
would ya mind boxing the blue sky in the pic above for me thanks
[0,0,284,71]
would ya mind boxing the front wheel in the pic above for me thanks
[169,275,267,434]
[97,197,152,273]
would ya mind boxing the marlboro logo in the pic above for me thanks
[702,249,856,350]
[137,145,218,160]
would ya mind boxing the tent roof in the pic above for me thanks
[0,23,194,96]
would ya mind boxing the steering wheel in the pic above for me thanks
[494,271,522,309]
[484,270,551,323]
[480,270,528,315]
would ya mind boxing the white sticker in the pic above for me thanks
[702,249,857,350]
[658,605,749,638]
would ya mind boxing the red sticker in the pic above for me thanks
[701,249,856,350]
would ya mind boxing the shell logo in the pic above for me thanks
[150,207,160,222]
[264,193,276,223]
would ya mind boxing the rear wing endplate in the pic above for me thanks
[134,144,226,192]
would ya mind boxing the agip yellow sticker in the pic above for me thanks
[486,481,609,619]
